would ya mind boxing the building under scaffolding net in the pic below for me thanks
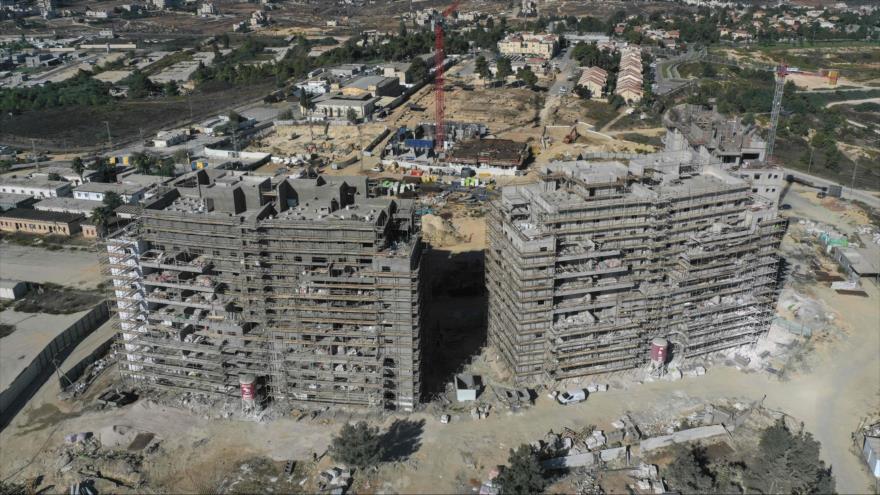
[102,170,423,411]
[486,151,787,384]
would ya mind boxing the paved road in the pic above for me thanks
[784,168,880,209]
[826,97,880,108]
[549,47,576,96]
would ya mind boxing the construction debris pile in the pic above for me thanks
[535,398,768,494]
[51,425,159,494]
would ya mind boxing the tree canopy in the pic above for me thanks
[664,420,835,495]
[496,57,513,80]
[329,421,385,470]
[0,71,111,113]
[495,445,546,495]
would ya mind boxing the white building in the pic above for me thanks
[0,178,72,199]
[295,78,331,96]
[154,129,188,148]
[34,197,103,215]
[73,182,146,204]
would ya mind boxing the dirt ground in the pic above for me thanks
[0,243,104,289]
[1,184,877,494]
[404,86,541,134]
[250,122,388,165]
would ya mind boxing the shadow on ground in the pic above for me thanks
[382,418,426,462]
[421,248,487,400]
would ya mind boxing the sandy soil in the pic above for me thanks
[786,72,863,91]
[0,244,103,289]
[447,216,486,254]
[0,309,89,391]
[251,122,388,164]
[1,186,877,493]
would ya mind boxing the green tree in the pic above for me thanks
[92,159,116,182]
[746,419,836,494]
[406,57,429,83]
[125,70,157,99]
[131,152,157,174]
[71,156,85,179]
[162,80,180,97]
[47,172,62,181]
[517,67,538,88]
[158,161,177,177]
[89,206,112,228]
[346,107,358,124]
[495,445,546,495]
[299,91,313,115]
[474,55,491,79]
[574,85,592,100]
[329,421,384,470]
[665,445,717,494]
[496,57,512,80]
[102,191,123,210]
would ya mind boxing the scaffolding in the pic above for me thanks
[487,157,787,385]
[102,174,424,411]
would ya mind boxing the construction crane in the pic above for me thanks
[433,0,460,152]
[765,64,787,161]
[701,55,787,162]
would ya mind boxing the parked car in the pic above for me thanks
[779,204,792,210]
[556,389,587,405]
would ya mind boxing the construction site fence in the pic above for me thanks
[772,316,816,337]
[580,151,648,160]
[0,303,109,427]
[58,331,115,391]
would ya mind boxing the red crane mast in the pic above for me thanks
[434,0,460,152]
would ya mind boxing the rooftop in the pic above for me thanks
[34,197,103,213]
[345,75,397,91]
[74,182,146,195]
[0,208,84,223]
[0,177,70,190]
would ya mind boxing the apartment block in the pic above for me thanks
[614,46,643,103]
[104,170,423,411]
[486,152,786,384]
[498,32,559,60]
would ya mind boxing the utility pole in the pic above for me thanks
[850,161,858,189]
[104,121,112,149]
[807,145,814,175]
[31,138,38,172]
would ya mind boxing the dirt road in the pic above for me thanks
[1,190,877,493]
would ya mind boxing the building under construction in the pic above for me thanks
[103,170,423,411]
[486,151,786,384]
[664,103,767,165]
